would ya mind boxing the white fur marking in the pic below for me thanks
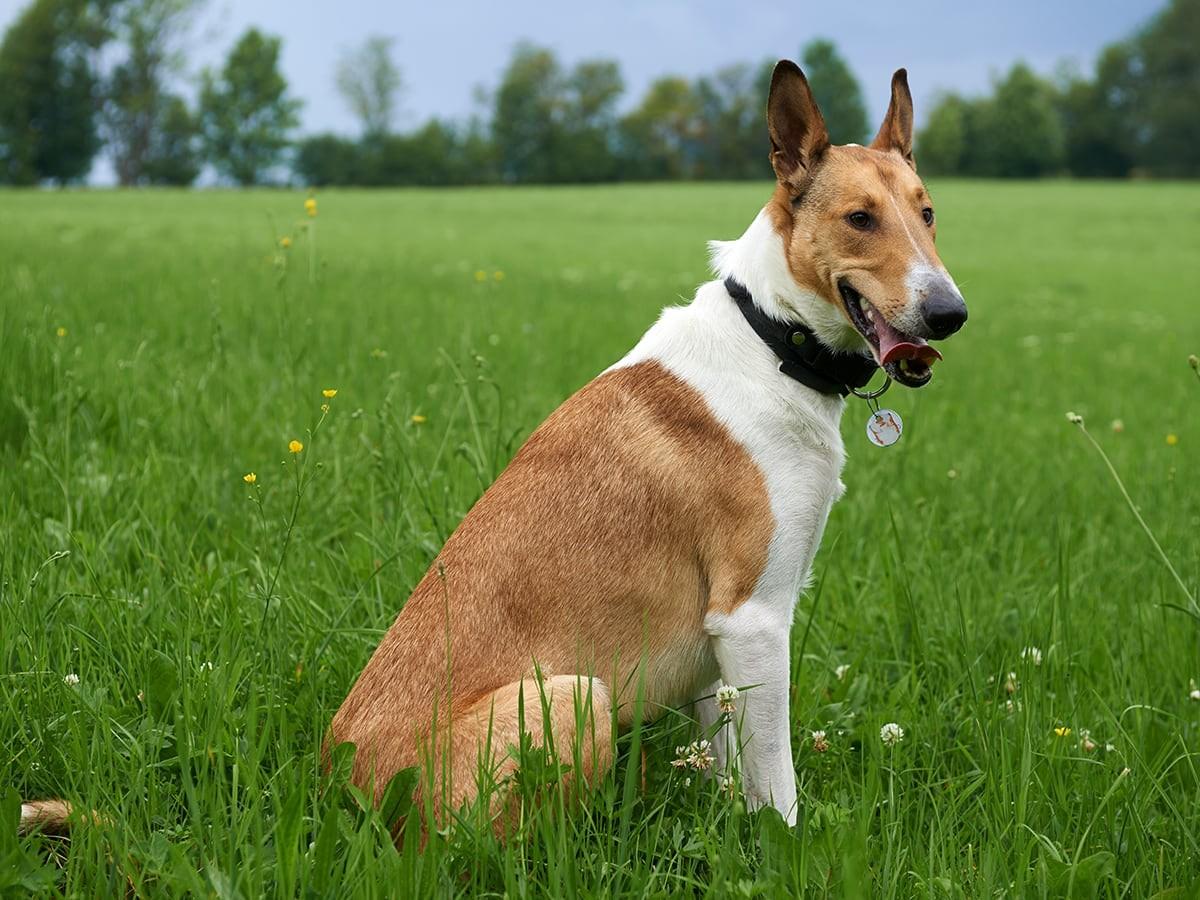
[889,195,929,265]
[614,202,850,823]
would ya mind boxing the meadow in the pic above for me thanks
[2,180,1198,897]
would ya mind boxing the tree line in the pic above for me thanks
[0,0,1195,187]
[918,0,1199,178]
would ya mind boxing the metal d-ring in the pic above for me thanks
[848,372,892,402]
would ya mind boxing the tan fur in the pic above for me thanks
[769,147,939,325]
[19,799,74,833]
[766,65,947,331]
[330,361,773,821]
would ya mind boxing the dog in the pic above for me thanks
[328,60,966,831]
[20,61,966,836]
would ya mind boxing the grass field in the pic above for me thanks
[2,180,1198,897]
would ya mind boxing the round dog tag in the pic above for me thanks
[866,409,903,447]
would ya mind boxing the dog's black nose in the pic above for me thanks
[921,291,968,339]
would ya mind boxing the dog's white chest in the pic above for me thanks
[612,281,848,616]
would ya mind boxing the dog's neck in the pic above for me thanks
[709,208,863,355]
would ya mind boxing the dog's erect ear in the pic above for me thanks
[767,60,830,185]
[871,69,915,169]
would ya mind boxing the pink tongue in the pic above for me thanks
[873,314,943,366]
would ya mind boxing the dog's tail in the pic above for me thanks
[19,798,74,833]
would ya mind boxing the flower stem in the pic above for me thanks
[1072,421,1196,611]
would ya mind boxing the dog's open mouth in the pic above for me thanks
[838,280,941,388]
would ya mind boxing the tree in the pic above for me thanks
[295,133,360,186]
[142,95,200,185]
[558,59,623,181]
[1130,0,1200,176]
[100,0,201,186]
[1058,46,1137,177]
[0,0,107,185]
[800,39,869,145]
[692,61,774,179]
[335,36,401,139]
[974,63,1064,177]
[492,43,564,182]
[198,28,300,185]
[491,44,624,183]
[916,92,974,175]
[618,76,701,180]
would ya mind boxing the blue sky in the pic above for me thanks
[0,0,1166,172]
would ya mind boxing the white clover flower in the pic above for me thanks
[1189,679,1200,701]
[199,661,214,672]
[672,739,715,772]
[718,774,736,796]
[1079,728,1097,752]
[811,730,830,753]
[1066,412,1084,425]
[1021,646,1043,666]
[1004,671,1019,694]
[715,683,739,714]
[63,673,80,687]
[880,722,905,747]
[835,664,851,681]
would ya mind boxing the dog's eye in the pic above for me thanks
[847,211,872,230]
[922,207,935,226]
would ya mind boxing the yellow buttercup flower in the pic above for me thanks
[56,327,67,337]
[1054,727,1072,738]
[304,198,317,217]
[474,270,487,282]
[322,389,337,398]
[410,414,427,425]
[288,439,304,454]
[279,236,292,249]
[1166,433,1179,446]
[493,270,505,281]
[243,472,257,484]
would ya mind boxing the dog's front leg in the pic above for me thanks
[707,606,796,825]
[695,679,731,773]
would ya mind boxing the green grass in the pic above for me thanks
[2,180,1198,897]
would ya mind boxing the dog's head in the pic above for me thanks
[765,61,967,387]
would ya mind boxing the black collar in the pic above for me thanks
[725,277,878,397]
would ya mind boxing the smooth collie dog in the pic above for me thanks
[22,61,967,836]
[328,61,966,831]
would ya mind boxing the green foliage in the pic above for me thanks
[1058,44,1138,178]
[800,38,870,145]
[619,76,702,180]
[335,36,401,139]
[0,0,105,185]
[294,132,361,186]
[975,63,1066,177]
[692,61,775,180]
[918,0,1200,178]
[100,0,201,186]
[1130,0,1200,176]
[198,27,300,185]
[917,64,1065,178]
[493,43,568,182]
[492,43,625,183]
[295,121,497,187]
[915,92,973,175]
[4,182,1200,895]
